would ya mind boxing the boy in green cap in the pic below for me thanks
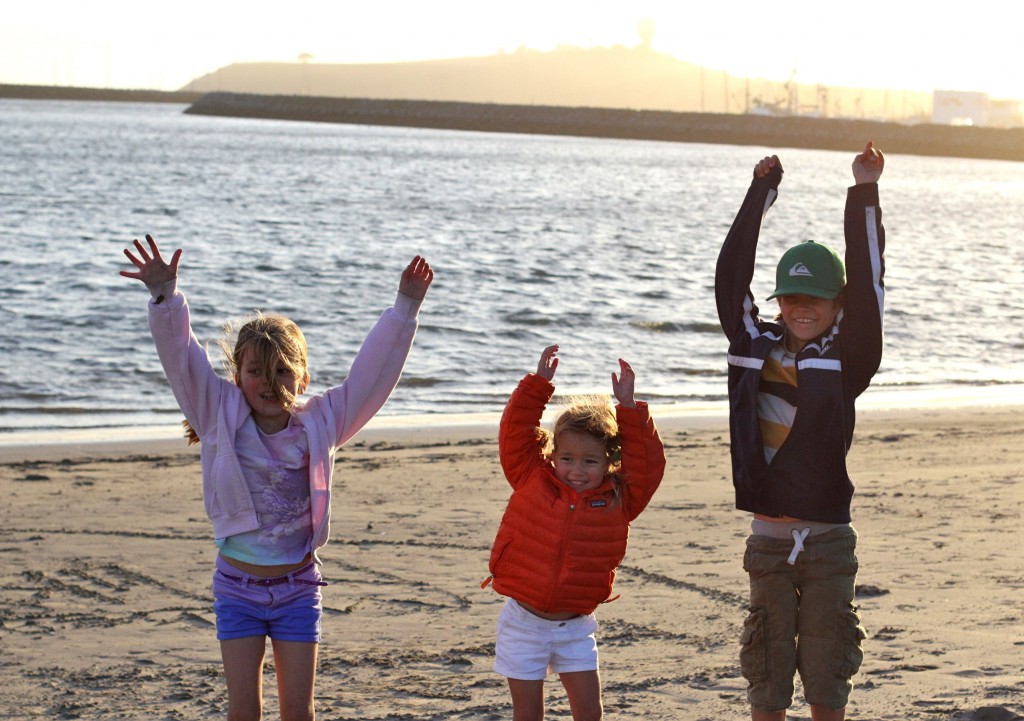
[715,142,885,721]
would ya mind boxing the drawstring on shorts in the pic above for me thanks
[787,527,811,565]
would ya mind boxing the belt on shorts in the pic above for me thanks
[218,561,327,587]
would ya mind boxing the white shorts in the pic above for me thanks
[493,598,599,680]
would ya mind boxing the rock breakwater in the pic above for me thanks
[184,91,1024,162]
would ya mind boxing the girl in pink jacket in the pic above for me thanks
[121,234,432,721]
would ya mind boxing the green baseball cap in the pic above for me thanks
[767,240,846,300]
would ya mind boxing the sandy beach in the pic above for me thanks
[1,404,1022,720]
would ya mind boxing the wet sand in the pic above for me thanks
[1,405,1022,720]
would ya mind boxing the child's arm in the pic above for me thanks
[715,156,784,341]
[121,235,230,441]
[613,360,666,521]
[842,142,887,394]
[317,256,434,447]
[498,346,557,488]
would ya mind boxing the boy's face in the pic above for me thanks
[552,430,610,492]
[778,294,841,352]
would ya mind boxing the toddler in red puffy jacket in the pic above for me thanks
[483,344,665,721]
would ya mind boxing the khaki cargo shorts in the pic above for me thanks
[739,525,866,711]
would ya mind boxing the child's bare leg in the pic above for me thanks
[508,678,545,721]
[560,670,602,721]
[221,636,267,721]
[811,704,845,721]
[751,706,844,720]
[271,639,318,721]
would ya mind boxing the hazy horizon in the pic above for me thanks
[1,1,1022,101]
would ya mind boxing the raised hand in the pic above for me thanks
[611,358,637,408]
[536,345,559,381]
[120,234,181,287]
[754,154,782,179]
[399,255,434,300]
[852,140,884,184]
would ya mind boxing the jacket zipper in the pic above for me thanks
[544,495,578,610]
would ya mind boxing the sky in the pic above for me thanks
[2,0,1021,100]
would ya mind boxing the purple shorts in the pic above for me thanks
[212,555,326,643]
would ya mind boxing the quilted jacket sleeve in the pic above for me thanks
[616,402,666,522]
[498,373,553,490]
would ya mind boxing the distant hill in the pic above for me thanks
[181,46,932,123]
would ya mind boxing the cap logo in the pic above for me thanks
[789,262,814,278]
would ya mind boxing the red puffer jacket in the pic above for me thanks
[486,373,665,614]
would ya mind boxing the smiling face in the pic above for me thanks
[778,294,842,352]
[227,313,310,435]
[552,429,611,492]
[235,347,308,434]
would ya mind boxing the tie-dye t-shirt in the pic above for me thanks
[217,416,313,565]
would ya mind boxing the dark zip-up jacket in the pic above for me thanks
[715,164,885,522]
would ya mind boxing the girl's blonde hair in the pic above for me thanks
[539,394,624,498]
[182,311,308,445]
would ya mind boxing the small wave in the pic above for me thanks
[418,323,486,337]
[487,328,543,342]
[870,379,930,389]
[635,390,728,403]
[0,405,142,417]
[518,276,558,285]
[504,309,594,326]
[872,378,1024,389]
[130,206,179,216]
[503,309,557,326]
[667,367,725,378]
[632,320,721,334]
[398,376,447,388]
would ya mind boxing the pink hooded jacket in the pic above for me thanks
[148,281,421,559]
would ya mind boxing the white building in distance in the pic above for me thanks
[932,90,1023,127]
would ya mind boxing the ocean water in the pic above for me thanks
[2,99,1024,438]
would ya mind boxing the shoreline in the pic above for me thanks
[3,381,1022,457]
